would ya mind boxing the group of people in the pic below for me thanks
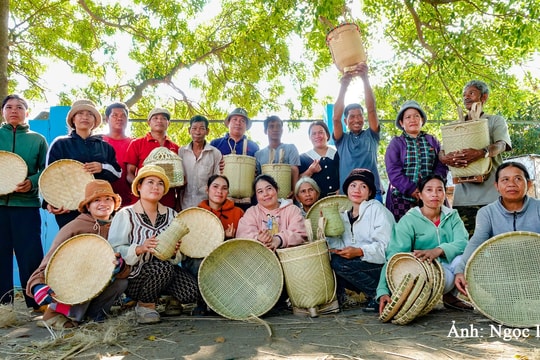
[1,66,537,330]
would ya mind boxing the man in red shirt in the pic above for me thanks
[125,108,180,210]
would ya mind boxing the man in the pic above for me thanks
[255,115,300,198]
[102,102,133,207]
[178,115,222,209]
[332,63,383,202]
[439,80,511,236]
[125,108,180,210]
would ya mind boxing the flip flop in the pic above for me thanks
[443,293,474,312]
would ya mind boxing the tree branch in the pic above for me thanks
[404,0,437,59]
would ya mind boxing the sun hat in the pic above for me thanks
[131,165,170,197]
[224,107,251,130]
[147,107,171,121]
[66,99,102,130]
[342,168,376,197]
[78,179,122,213]
[395,100,427,131]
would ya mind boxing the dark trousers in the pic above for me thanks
[0,206,44,308]
[330,253,382,300]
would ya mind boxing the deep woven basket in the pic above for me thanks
[276,240,335,309]
[45,234,115,305]
[320,203,345,237]
[0,151,27,196]
[143,147,184,187]
[261,163,291,199]
[306,195,352,239]
[465,231,540,328]
[154,217,189,261]
[198,239,283,320]
[325,23,367,73]
[223,155,256,198]
[441,119,491,178]
[177,207,225,258]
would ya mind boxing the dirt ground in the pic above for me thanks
[1,293,539,360]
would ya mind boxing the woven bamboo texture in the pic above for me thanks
[39,159,95,210]
[223,155,256,198]
[198,239,283,320]
[143,147,184,187]
[379,273,415,323]
[441,119,491,178]
[392,277,432,325]
[465,231,540,328]
[261,163,291,199]
[306,195,352,239]
[276,240,335,308]
[154,217,189,261]
[325,23,367,73]
[418,260,445,317]
[386,253,428,293]
[320,203,345,237]
[0,151,27,196]
[45,234,115,305]
[177,207,224,258]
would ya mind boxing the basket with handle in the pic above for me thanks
[154,216,190,261]
[325,22,367,74]
[222,140,256,198]
[261,148,291,199]
[143,147,184,187]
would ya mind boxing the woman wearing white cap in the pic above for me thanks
[45,99,122,228]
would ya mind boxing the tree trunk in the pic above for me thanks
[0,0,9,103]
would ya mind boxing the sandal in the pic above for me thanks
[443,293,474,311]
[37,311,77,330]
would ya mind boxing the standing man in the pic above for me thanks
[179,115,222,209]
[125,108,180,210]
[439,80,511,236]
[103,102,133,207]
[332,63,383,202]
[255,115,300,198]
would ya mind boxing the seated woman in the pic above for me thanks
[294,177,321,217]
[237,174,307,250]
[327,169,395,312]
[26,180,128,329]
[454,162,540,296]
[108,165,200,324]
[377,174,470,313]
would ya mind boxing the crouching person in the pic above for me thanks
[26,180,128,329]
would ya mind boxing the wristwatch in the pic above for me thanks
[483,147,490,158]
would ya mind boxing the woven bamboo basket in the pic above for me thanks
[465,231,540,328]
[386,253,428,293]
[306,195,352,239]
[0,151,27,196]
[441,119,491,179]
[45,234,115,305]
[198,239,283,320]
[276,240,335,309]
[320,203,345,237]
[392,276,432,325]
[154,217,190,261]
[325,23,367,73]
[143,147,184,187]
[176,207,224,258]
[417,260,445,317]
[261,163,291,199]
[379,273,415,323]
[223,155,256,198]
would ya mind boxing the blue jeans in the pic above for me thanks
[330,254,382,300]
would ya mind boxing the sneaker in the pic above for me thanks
[362,298,378,313]
[135,303,161,324]
[164,298,183,316]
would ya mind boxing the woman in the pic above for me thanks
[108,165,200,324]
[454,162,540,296]
[299,121,340,198]
[0,95,48,311]
[237,174,307,250]
[26,180,128,329]
[385,100,448,221]
[46,99,122,228]
[294,177,321,216]
[377,174,470,313]
[327,169,395,312]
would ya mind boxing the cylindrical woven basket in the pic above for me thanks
[306,195,352,240]
[0,151,27,196]
[154,217,189,261]
[465,231,540,328]
[45,234,115,305]
[143,147,184,187]
[176,207,225,258]
[261,163,291,199]
[223,155,256,198]
[198,239,283,320]
[325,23,367,73]
[441,119,491,178]
[276,240,335,309]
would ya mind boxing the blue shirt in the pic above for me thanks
[210,133,259,156]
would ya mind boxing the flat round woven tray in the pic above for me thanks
[198,239,283,320]
[418,260,445,317]
[39,159,95,210]
[177,207,225,258]
[305,195,352,239]
[45,234,115,305]
[392,275,432,325]
[379,273,415,323]
[465,231,540,328]
[386,253,428,293]
[0,151,27,196]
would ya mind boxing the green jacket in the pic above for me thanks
[0,122,48,207]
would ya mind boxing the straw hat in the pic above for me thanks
[147,107,171,121]
[77,180,121,213]
[176,207,224,258]
[66,99,102,130]
[224,107,251,130]
[131,165,170,197]
[45,234,115,305]
[0,151,27,196]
